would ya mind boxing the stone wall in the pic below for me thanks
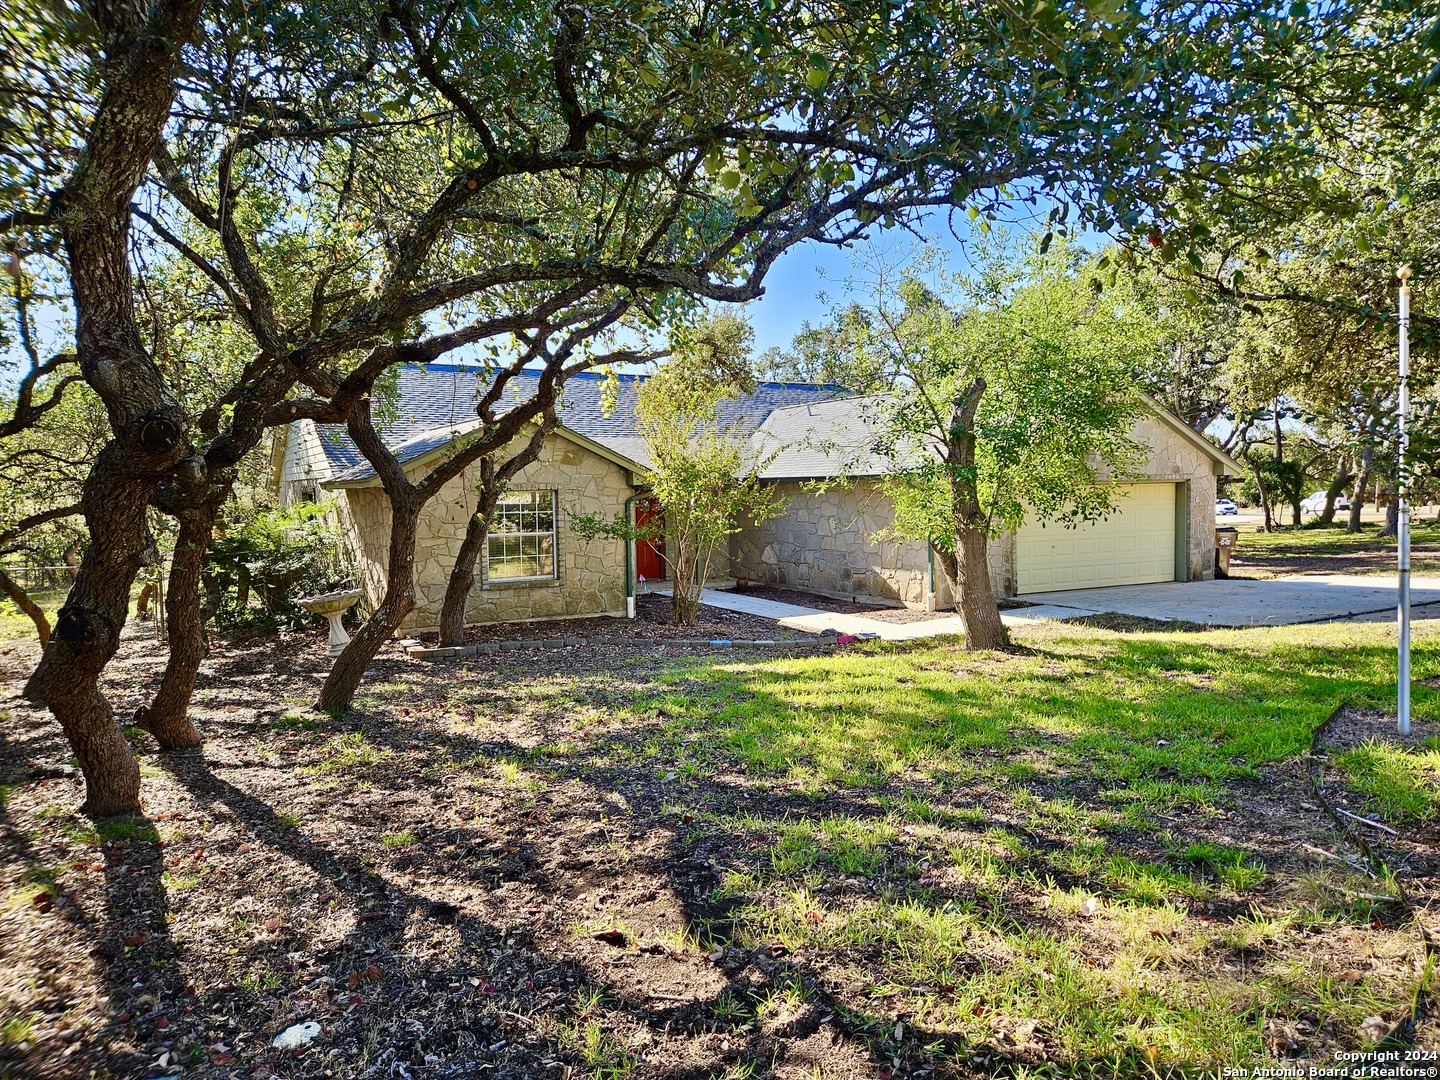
[727,480,1011,609]
[335,431,635,631]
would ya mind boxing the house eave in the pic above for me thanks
[1136,392,1245,477]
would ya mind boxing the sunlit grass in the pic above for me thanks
[537,618,1438,1069]
[1335,738,1440,823]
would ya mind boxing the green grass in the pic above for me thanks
[300,731,391,777]
[548,618,1437,1070]
[1232,520,1440,576]
[0,580,164,641]
[1335,738,1440,823]
[0,585,67,641]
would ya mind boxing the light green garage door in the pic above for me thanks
[1016,483,1178,594]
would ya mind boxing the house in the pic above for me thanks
[270,363,1241,631]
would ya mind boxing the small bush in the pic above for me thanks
[207,500,352,629]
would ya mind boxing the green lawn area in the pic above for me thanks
[507,620,1440,1069]
[1229,521,1440,578]
[0,586,67,640]
[0,581,158,641]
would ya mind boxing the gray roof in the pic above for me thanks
[750,397,909,479]
[316,364,844,483]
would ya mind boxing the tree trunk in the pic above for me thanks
[133,501,221,748]
[438,508,489,647]
[1252,464,1275,533]
[668,527,703,625]
[437,420,554,646]
[316,491,419,713]
[1348,445,1372,533]
[26,449,160,817]
[953,524,1008,649]
[23,0,202,817]
[1317,460,1352,526]
[947,376,1008,650]
[1382,483,1400,537]
[0,567,50,645]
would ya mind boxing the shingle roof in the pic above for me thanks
[315,363,845,483]
[750,397,916,479]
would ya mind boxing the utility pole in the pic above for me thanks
[1397,265,1412,737]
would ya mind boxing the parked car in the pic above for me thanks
[1215,499,1238,516]
[1300,491,1351,515]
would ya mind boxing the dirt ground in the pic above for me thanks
[434,595,814,645]
[1,629,1437,1079]
[0,632,885,1080]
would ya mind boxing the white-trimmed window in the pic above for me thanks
[487,491,558,581]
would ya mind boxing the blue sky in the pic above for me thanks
[743,203,1098,357]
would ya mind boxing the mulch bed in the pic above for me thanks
[0,631,898,1080]
[724,584,961,624]
[429,594,814,645]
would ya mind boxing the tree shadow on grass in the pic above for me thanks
[83,627,1435,1077]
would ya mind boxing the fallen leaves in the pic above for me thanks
[1359,1015,1390,1043]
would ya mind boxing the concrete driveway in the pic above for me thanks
[1015,574,1440,628]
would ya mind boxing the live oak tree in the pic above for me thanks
[789,240,1151,649]
[4,0,1414,815]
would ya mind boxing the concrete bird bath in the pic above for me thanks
[297,588,363,657]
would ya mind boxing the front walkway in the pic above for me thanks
[649,585,1062,641]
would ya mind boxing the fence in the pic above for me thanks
[0,562,171,638]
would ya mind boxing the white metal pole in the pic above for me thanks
[1397,265,1412,737]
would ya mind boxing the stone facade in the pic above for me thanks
[299,402,1226,627]
[727,482,1008,609]
[729,409,1224,607]
[334,431,635,631]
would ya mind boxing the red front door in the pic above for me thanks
[635,497,665,580]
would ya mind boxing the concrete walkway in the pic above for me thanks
[656,574,1440,640]
[651,585,981,642]
[1016,573,1440,627]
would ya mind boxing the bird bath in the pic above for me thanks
[297,588,363,657]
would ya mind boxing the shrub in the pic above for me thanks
[206,500,353,628]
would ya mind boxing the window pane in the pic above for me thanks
[486,491,557,581]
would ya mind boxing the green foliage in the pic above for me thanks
[1238,450,1312,520]
[574,317,780,625]
[206,500,351,628]
[804,237,1153,549]
[634,319,782,624]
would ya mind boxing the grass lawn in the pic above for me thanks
[1229,521,1440,579]
[1,618,1437,1077]
[0,586,68,641]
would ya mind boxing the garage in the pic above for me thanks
[1015,483,1179,594]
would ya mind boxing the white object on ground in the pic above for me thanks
[272,1021,322,1049]
[296,589,363,657]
